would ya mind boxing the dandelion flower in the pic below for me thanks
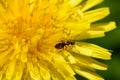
[0,0,116,80]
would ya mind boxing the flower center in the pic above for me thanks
[11,17,36,40]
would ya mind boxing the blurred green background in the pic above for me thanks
[76,0,120,80]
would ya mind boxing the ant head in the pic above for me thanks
[66,40,75,45]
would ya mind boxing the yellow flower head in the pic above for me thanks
[0,0,116,80]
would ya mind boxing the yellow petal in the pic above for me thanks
[83,7,110,23]
[30,28,44,46]
[0,47,13,64]
[72,45,93,56]
[76,42,112,60]
[7,0,20,16]
[81,0,103,11]
[71,51,107,70]
[75,30,105,40]
[91,21,116,32]
[27,60,42,80]
[69,0,83,7]
[6,59,16,80]
[53,54,75,80]
[0,28,11,39]
[21,51,28,63]
[0,63,7,80]
[47,62,64,80]
[63,51,76,64]
[38,62,51,80]
[65,22,90,31]
[13,62,25,80]
[74,65,104,80]
[9,42,21,60]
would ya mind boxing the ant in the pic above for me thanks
[55,40,75,49]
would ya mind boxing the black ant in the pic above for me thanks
[55,40,75,49]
